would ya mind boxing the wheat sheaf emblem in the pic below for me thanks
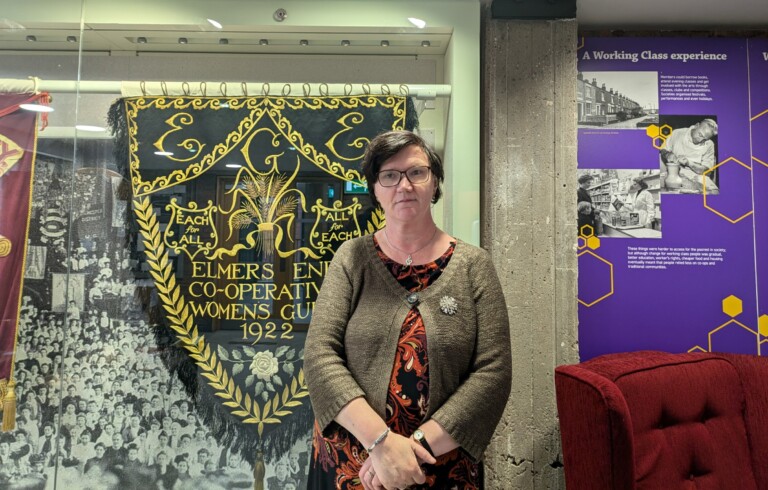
[213,157,320,260]
[228,163,300,260]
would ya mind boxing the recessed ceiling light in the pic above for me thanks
[300,39,309,46]
[259,39,269,46]
[20,104,54,113]
[225,163,242,169]
[341,40,350,47]
[26,35,36,42]
[219,38,229,45]
[207,18,223,29]
[421,40,431,48]
[380,40,390,47]
[67,36,77,43]
[178,37,188,45]
[75,125,106,132]
[154,151,174,156]
[408,17,427,29]
[137,37,147,44]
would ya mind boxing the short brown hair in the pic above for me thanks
[361,130,444,208]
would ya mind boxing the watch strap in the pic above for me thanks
[413,430,435,458]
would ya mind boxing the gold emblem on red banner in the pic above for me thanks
[0,134,24,178]
[0,235,10,257]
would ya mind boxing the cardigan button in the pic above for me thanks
[406,293,419,305]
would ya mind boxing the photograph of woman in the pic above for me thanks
[304,130,512,490]
[622,176,656,229]
[576,169,662,238]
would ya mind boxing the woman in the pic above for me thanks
[624,176,656,228]
[305,130,511,489]
[577,173,595,236]
[173,455,192,488]
[16,405,40,449]
[23,391,40,422]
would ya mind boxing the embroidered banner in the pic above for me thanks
[112,95,414,462]
[0,94,43,415]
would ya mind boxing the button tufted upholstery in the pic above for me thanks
[555,351,768,490]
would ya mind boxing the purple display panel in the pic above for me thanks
[748,39,768,355]
[577,37,760,361]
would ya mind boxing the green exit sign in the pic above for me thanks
[344,181,368,195]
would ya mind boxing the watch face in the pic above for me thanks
[414,429,424,440]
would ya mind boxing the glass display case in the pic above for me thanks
[0,1,480,488]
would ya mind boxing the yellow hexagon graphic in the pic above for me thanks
[659,124,673,137]
[722,295,743,318]
[759,314,768,337]
[577,250,614,307]
[703,157,754,223]
[750,112,768,165]
[580,224,594,238]
[645,124,660,138]
[708,319,759,354]
[652,136,666,149]
[577,236,587,250]
[587,236,601,250]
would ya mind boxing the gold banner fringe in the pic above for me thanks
[0,379,14,431]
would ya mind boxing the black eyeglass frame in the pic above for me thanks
[375,166,432,187]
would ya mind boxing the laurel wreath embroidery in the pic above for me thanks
[366,207,386,234]
[134,196,309,435]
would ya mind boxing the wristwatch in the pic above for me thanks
[412,429,435,458]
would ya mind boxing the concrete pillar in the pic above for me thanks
[480,5,579,490]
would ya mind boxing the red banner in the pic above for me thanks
[0,94,43,397]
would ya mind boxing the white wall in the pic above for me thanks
[2,0,481,242]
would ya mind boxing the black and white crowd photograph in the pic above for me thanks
[9,152,310,490]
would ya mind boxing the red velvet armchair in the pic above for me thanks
[555,351,768,489]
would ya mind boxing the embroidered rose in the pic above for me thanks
[250,351,279,381]
[440,296,458,315]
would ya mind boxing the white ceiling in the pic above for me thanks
[577,0,768,29]
[2,0,766,55]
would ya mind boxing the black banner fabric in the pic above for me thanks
[111,95,415,464]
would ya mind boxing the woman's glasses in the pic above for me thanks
[376,166,431,187]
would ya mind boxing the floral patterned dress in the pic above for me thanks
[308,238,480,490]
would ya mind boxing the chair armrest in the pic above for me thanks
[555,364,636,490]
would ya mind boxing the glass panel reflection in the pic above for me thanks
[16,92,415,489]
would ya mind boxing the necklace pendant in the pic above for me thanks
[404,255,413,269]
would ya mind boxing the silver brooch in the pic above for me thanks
[440,296,458,315]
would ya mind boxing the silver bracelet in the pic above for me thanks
[366,427,390,453]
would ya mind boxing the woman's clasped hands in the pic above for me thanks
[359,432,436,490]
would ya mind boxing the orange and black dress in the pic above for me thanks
[308,237,480,490]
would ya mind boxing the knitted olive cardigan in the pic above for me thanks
[304,234,511,461]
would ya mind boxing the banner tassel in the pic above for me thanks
[2,380,16,432]
[253,451,265,490]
